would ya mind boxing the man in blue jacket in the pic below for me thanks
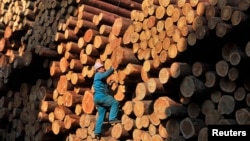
[93,62,120,139]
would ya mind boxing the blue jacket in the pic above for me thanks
[93,67,114,95]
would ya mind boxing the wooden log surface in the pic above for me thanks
[0,0,250,141]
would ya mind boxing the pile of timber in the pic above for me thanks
[0,0,250,141]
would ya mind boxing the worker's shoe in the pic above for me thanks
[94,133,101,140]
[109,120,121,125]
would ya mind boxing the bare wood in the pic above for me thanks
[99,24,112,35]
[218,95,235,115]
[176,37,187,53]
[215,60,229,77]
[63,91,83,107]
[79,114,96,128]
[54,105,73,121]
[81,90,95,114]
[69,59,83,72]
[80,53,96,65]
[85,44,100,57]
[228,67,239,81]
[192,62,210,77]
[56,75,74,95]
[158,68,172,85]
[196,1,210,16]
[64,29,78,41]
[219,77,236,93]
[122,101,134,116]
[195,25,210,40]
[221,5,240,21]
[122,24,135,45]
[235,108,250,125]
[187,102,201,118]
[52,120,67,135]
[83,29,99,43]
[70,73,86,85]
[166,119,180,138]
[75,127,88,139]
[158,122,168,138]
[112,17,132,36]
[64,114,80,129]
[77,10,95,21]
[210,90,222,104]
[37,112,49,123]
[66,41,82,54]
[40,100,57,113]
[94,35,109,49]
[207,17,222,30]
[170,62,192,78]
[198,127,208,141]
[141,131,152,141]
[205,71,218,88]
[135,82,151,100]
[132,129,143,140]
[37,86,53,101]
[238,0,250,10]
[121,114,135,131]
[187,32,197,46]
[201,100,215,116]
[147,77,166,94]
[111,123,130,139]
[180,75,207,98]
[76,19,98,30]
[135,115,149,129]
[133,100,154,117]
[111,46,140,69]
[234,87,246,101]
[151,134,163,141]
[205,109,223,125]
[93,13,117,26]
[143,60,160,73]
[154,96,181,120]
[216,22,232,38]
[155,6,166,19]
[180,117,205,139]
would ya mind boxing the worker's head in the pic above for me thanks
[94,62,105,72]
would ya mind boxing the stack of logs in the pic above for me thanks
[0,0,250,141]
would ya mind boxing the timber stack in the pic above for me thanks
[0,0,250,141]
